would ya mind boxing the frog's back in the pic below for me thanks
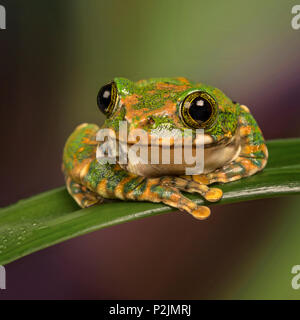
[62,123,99,176]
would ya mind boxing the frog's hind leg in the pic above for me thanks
[181,143,268,186]
[65,176,103,208]
[204,150,267,184]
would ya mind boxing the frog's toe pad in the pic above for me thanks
[82,196,103,208]
[190,206,211,220]
[204,188,223,202]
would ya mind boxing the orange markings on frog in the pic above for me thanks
[122,94,140,106]
[240,125,252,137]
[176,77,190,84]
[156,82,190,92]
[243,144,264,155]
[237,157,259,171]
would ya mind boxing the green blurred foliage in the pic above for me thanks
[225,197,300,299]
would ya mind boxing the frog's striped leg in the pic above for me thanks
[159,177,223,202]
[182,106,268,185]
[65,176,103,208]
[82,162,211,220]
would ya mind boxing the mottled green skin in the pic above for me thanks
[63,124,99,172]
[105,77,241,142]
[62,77,268,219]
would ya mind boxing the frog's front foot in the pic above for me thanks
[118,177,213,220]
[154,185,212,220]
[162,176,223,203]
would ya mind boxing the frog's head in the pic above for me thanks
[97,77,241,176]
[97,77,239,145]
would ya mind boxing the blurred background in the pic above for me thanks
[0,0,300,299]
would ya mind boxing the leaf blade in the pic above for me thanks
[0,138,300,265]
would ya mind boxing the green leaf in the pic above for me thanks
[0,138,300,265]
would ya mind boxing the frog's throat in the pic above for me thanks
[112,133,241,177]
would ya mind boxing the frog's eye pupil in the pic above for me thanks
[97,82,117,116]
[180,91,218,129]
[189,97,212,123]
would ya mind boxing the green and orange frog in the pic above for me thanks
[62,77,268,220]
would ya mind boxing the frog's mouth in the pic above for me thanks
[114,132,224,148]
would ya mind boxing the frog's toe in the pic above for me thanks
[81,195,103,208]
[184,182,223,202]
[160,177,223,203]
[180,174,210,185]
[189,205,211,220]
[203,187,223,202]
[161,177,209,194]
[162,190,211,220]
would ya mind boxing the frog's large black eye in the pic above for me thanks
[180,91,218,129]
[97,82,117,116]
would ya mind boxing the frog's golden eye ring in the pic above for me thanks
[180,91,218,129]
[97,82,118,116]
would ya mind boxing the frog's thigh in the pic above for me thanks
[183,152,267,185]
[210,159,263,183]
[160,177,223,202]
[66,176,103,208]
[207,138,268,184]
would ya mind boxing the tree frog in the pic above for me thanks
[62,77,268,220]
